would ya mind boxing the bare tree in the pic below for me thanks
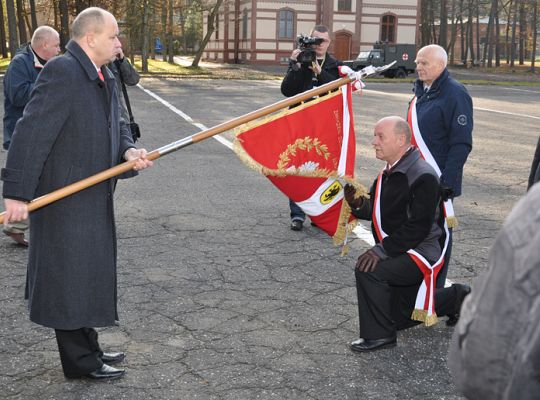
[28,0,37,32]
[421,0,433,46]
[519,0,526,64]
[141,0,150,72]
[467,0,475,65]
[6,0,19,58]
[0,0,8,57]
[167,0,174,63]
[505,0,514,63]
[440,0,448,48]
[460,0,465,62]
[192,0,224,67]
[531,0,538,71]
[58,0,69,50]
[510,0,518,66]
[485,0,497,67]
[161,0,168,61]
[448,0,459,62]
[16,0,27,43]
[495,2,501,67]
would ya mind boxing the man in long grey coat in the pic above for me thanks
[1,7,152,380]
[448,183,540,399]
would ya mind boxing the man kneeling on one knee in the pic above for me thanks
[345,116,471,353]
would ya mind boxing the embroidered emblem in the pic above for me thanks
[320,180,342,205]
[457,114,468,126]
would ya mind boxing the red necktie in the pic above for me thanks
[98,70,105,82]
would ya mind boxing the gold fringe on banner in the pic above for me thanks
[446,216,458,229]
[411,309,439,327]
[233,136,367,255]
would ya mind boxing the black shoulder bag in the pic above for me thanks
[117,64,141,142]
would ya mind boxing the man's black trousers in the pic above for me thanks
[355,253,458,340]
[55,327,103,378]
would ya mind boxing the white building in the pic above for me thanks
[203,0,419,64]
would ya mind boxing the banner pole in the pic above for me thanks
[0,62,397,224]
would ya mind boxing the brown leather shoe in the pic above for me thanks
[3,230,28,246]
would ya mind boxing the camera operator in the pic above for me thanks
[281,25,342,231]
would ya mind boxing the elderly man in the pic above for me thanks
[408,44,473,291]
[344,116,470,352]
[281,24,342,231]
[2,26,60,245]
[1,8,152,380]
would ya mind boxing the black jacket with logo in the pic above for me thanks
[352,148,444,262]
[281,52,342,97]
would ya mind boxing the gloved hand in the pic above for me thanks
[344,184,363,209]
[441,186,454,202]
[356,249,381,273]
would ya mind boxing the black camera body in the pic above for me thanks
[296,35,324,65]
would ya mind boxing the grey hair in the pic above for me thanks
[71,7,110,39]
[394,118,412,143]
[422,44,448,67]
[31,26,58,47]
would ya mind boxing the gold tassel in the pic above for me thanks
[411,309,439,327]
[424,313,439,327]
[340,244,350,256]
[411,309,427,323]
[446,216,458,229]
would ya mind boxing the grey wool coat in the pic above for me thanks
[1,40,136,330]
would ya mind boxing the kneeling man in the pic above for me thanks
[345,116,470,352]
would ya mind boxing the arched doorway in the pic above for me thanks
[333,31,352,61]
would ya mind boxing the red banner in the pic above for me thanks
[234,84,360,245]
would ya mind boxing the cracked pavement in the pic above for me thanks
[1,77,538,399]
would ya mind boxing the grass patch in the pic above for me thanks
[132,56,281,80]
[0,57,11,72]
[132,57,211,77]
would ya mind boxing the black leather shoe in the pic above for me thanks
[100,351,125,365]
[85,364,125,380]
[446,283,472,326]
[290,220,303,231]
[350,336,397,353]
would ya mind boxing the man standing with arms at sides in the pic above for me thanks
[408,44,473,297]
[2,26,60,246]
[281,25,342,231]
[1,7,152,380]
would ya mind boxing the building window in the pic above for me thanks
[215,15,219,40]
[242,10,248,39]
[338,0,352,12]
[381,14,396,43]
[278,9,294,39]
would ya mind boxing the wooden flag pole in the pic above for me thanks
[0,62,395,224]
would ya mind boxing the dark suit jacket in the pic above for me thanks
[1,40,135,330]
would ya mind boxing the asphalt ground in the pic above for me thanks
[0,75,538,399]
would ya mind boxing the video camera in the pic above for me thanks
[296,34,325,65]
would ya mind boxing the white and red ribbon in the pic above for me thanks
[372,171,449,326]
[407,97,457,227]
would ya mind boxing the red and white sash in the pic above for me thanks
[372,172,450,326]
[407,97,457,228]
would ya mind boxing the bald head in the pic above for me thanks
[71,7,120,67]
[31,26,60,61]
[377,116,411,143]
[72,7,113,40]
[415,44,448,85]
[372,116,412,164]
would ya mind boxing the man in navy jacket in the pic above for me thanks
[408,45,473,289]
[2,26,60,246]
